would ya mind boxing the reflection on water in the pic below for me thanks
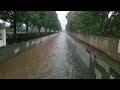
[67,34,120,79]
[40,32,90,79]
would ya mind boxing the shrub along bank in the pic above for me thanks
[6,32,56,45]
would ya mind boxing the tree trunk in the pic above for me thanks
[26,22,29,33]
[38,25,41,33]
[13,21,16,34]
[13,12,17,42]
[102,12,110,36]
[45,27,47,32]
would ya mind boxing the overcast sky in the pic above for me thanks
[56,11,69,30]
[0,19,10,27]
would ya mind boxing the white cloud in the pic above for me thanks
[56,11,69,30]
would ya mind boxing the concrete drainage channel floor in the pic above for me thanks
[0,32,119,79]
[0,32,90,79]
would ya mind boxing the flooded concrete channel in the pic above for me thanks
[0,32,120,79]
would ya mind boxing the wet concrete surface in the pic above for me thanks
[0,32,90,79]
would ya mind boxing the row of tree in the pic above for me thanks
[66,11,120,37]
[0,11,62,38]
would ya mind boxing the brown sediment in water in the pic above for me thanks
[0,32,90,79]
[0,35,58,79]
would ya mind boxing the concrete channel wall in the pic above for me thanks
[0,33,57,63]
[67,32,120,62]
[67,33,120,79]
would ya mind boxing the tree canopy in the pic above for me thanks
[66,11,120,37]
[0,11,62,33]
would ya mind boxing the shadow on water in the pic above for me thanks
[66,34,120,79]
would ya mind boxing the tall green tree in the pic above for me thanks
[66,11,120,36]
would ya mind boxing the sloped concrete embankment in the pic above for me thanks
[0,33,58,63]
[67,32,120,63]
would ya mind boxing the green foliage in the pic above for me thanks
[66,11,120,37]
[0,11,61,43]
[6,32,55,44]
[0,23,5,28]
[42,11,61,31]
[0,11,61,33]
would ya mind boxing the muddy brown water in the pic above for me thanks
[0,32,120,79]
[0,32,90,79]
